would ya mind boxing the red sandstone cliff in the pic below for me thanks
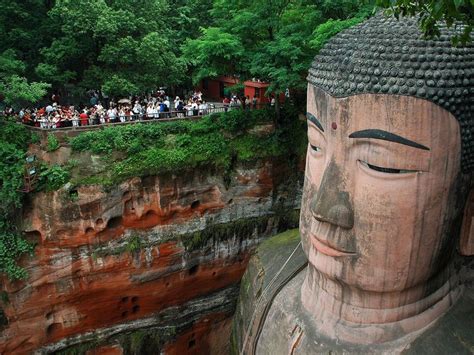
[0,158,303,354]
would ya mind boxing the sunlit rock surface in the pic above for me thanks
[0,157,303,354]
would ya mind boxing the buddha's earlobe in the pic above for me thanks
[460,189,474,256]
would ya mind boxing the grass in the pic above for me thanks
[67,107,307,187]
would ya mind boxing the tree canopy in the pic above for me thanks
[0,0,375,106]
[183,0,372,95]
[1,0,471,107]
[376,0,473,44]
[37,0,185,97]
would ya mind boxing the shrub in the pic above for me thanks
[0,122,36,280]
[46,133,60,152]
[0,229,34,280]
[39,164,70,191]
[69,106,307,185]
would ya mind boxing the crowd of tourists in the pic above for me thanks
[2,88,272,129]
[7,90,226,129]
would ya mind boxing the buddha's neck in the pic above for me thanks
[300,263,461,345]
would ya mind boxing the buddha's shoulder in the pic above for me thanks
[255,272,474,354]
[231,229,307,354]
[231,230,474,354]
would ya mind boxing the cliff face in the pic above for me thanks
[0,157,303,354]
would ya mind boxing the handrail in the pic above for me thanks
[12,105,262,131]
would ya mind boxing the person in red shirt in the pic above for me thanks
[79,110,88,126]
[223,97,230,112]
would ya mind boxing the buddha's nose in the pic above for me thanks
[310,159,354,229]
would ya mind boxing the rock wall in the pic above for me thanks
[0,157,303,354]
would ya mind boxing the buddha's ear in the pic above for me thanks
[460,190,474,256]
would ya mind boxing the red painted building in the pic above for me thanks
[199,76,284,104]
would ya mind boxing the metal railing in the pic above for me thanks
[15,104,257,131]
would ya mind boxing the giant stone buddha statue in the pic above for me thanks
[232,14,474,354]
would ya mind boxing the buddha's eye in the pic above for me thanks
[310,144,322,152]
[360,160,415,174]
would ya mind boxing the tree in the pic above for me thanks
[0,0,54,77]
[376,0,473,44]
[36,0,185,98]
[182,27,245,84]
[0,123,36,280]
[183,0,372,119]
[0,50,50,107]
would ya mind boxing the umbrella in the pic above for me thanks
[118,98,131,104]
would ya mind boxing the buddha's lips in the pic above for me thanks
[311,235,356,257]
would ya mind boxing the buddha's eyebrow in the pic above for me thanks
[349,129,430,150]
[306,112,324,132]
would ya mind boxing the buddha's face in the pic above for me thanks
[300,85,463,292]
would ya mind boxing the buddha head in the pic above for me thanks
[299,14,474,343]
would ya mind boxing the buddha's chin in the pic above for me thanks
[300,260,462,345]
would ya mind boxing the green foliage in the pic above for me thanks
[56,341,98,355]
[376,0,473,44]
[0,123,35,280]
[182,27,245,85]
[182,211,300,252]
[69,109,304,185]
[39,165,70,191]
[184,0,373,95]
[0,291,9,305]
[231,134,283,161]
[310,6,373,52]
[0,230,34,280]
[130,330,146,353]
[46,133,60,152]
[0,0,52,106]
[0,50,50,107]
[34,0,184,96]
[126,235,143,254]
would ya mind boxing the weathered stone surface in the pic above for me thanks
[233,13,474,354]
[308,13,474,172]
[38,286,240,354]
[231,229,306,355]
[0,157,303,354]
[232,231,474,355]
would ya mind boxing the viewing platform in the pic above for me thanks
[18,105,233,132]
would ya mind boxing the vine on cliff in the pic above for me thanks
[0,122,35,280]
[69,107,307,186]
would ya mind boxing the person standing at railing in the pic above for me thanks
[125,107,132,121]
[79,109,88,126]
[107,107,116,123]
[252,95,258,109]
[133,101,142,120]
[178,101,185,118]
[39,115,47,129]
[88,107,96,125]
[229,96,240,111]
[198,101,208,116]
[119,107,126,123]
[72,113,79,127]
[52,112,61,129]
[146,103,154,120]
[192,101,199,116]
[164,97,170,111]
[223,97,230,112]
[245,96,251,110]
[157,101,163,118]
